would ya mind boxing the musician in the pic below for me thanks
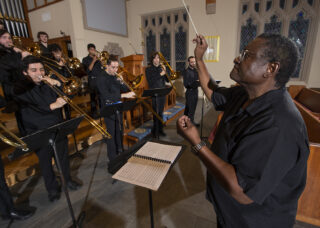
[0,29,30,134]
[47,43,72,78]
[82,43,104,117]
[13,56,82,202]
[37,31,50,57]
[177,34,309,227]
[48,43,73,120]
[182,56,199,125]
[145,52,168,137]
[96,55,135,163]
[0,98,35,220]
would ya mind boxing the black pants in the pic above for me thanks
[184,89,198,123]
[151,95,166,137]
[104,113,124,162]
[88,78,98,113]
[0,156,14,216]
[35,137,71,193]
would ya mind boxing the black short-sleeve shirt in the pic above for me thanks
[207,86,309,228]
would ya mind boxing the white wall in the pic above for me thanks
[28,1,72,39]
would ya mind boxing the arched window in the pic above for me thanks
[142,8,188,72]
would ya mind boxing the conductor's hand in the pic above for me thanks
[176,115,201,146]
[50,97,67,110]
[193,35,208,61]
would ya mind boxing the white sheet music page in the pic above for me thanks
[112,156,171,191]
[135,141,182,163]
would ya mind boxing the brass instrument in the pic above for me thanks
[44,64,81,96]
[0,122,29,151]
[41,77,112,139]
[157,52,181,91]
[118,66,144,89]
[95,50,109,65]
[115,72,166,125]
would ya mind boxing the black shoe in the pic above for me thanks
[159,131,166,137]
[48,189,61,202]
[67,179,82,191]
[2,208,35,220]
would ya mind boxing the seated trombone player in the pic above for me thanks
[48,43,72,79]
[13,56,82,202]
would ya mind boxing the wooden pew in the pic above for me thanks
[288,85,320,226]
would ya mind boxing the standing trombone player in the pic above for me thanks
[96,55,135,164]
[145,52,169,137]
[82,43,104,118]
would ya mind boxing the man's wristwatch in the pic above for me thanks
[191,141,206,155]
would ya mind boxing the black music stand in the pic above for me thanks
[100,99,137,151]
[112,139,185,228]
[142,87,172,139]
[15,116,84,228]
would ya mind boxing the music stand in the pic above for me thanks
[112,138,185,228]
[16,116,84,228]
[100,100,137,152]
[142,87,172,139]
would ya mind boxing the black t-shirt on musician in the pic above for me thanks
[208,86,309,228]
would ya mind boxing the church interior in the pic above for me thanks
[0,0,319,227]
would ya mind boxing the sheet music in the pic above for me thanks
[135,141,181,163]
[112,156,170,191]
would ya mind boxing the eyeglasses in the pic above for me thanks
[238,49,249,62]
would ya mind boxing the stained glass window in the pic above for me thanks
[264,15,282,34]
[307,0,313,6]
[280,0,286,9]
[146,30,156,63]
[292,0,299,7]
[143,9,188,71]
[255,2,260,12]
[288,12,309,78]
[175,26,187,72]
[160,28,171,64]
[240,18,257,52]
[266,0,272,11]
[242,4,248,14]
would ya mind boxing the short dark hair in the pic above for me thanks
[37,31,48,39]
[22,56,43,72]
[257,33,299,87]
[87,43,96,50]
[48,43,62,53]
[188,56,195,62]
[106,54,118,65]
[149,51,159,65]
[0,29,9,38]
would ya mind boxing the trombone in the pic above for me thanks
[118,66,144,89]
[157,52,181,92]
[41,76,112,139]
[115,72,166,125]
[0,122,29,151]
[44,64,81,96]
